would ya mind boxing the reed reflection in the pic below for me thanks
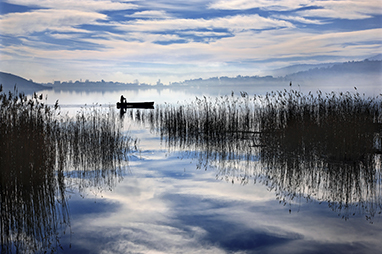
[132,89,382,221]
[0,87,133,253]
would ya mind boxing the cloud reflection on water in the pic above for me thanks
[60,146,382,254]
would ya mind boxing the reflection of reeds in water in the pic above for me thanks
[258,89,382,221]
[0,86,133,253]
[59,106,133,195]
[131,89,382,221]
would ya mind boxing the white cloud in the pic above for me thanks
[4,0,138,11]
[273,15,326,25]
[128,10,172,19]
[117,14,293,34]
[208,0,312,11]
[181,30,232,37]
[211,28,382,62]
[298,0,382,20]
[209,0,382,20]
[0,9,107,36]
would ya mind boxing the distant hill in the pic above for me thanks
[367,54,382,61]
[0,72,50,94]
[270,62,340,77]
[284,59,382,79]
[271,54,382,77]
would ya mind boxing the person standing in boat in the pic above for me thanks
[120,95,127,103]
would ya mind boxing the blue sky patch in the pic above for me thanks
[0,2,42,15]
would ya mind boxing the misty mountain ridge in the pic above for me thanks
[270,62,341,77]
[285,58,382,78]
[367,53,382,61]
[271,54,382,77]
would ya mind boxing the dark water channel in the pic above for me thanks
[1,88,382,253]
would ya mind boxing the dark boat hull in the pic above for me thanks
[117,102,154,109]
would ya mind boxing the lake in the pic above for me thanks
[1,83,382,254]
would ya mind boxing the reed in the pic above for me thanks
[0,86,134,253]
[131,88,382,221]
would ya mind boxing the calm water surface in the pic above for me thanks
[3,85,382,253]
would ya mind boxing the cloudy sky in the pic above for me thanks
[0,0,381,84]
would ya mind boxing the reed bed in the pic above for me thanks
[133,90,381,167]
[131,89,382,221]
[0,86,134,253]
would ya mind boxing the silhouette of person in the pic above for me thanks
[120,95,127,103]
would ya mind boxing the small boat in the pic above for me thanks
[116,101,154,109]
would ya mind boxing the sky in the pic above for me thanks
[0,0,381,84]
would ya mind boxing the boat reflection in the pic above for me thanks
[0,90,133,253]
[131,90,382,221]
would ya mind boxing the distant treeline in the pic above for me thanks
[44,79,159,89]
